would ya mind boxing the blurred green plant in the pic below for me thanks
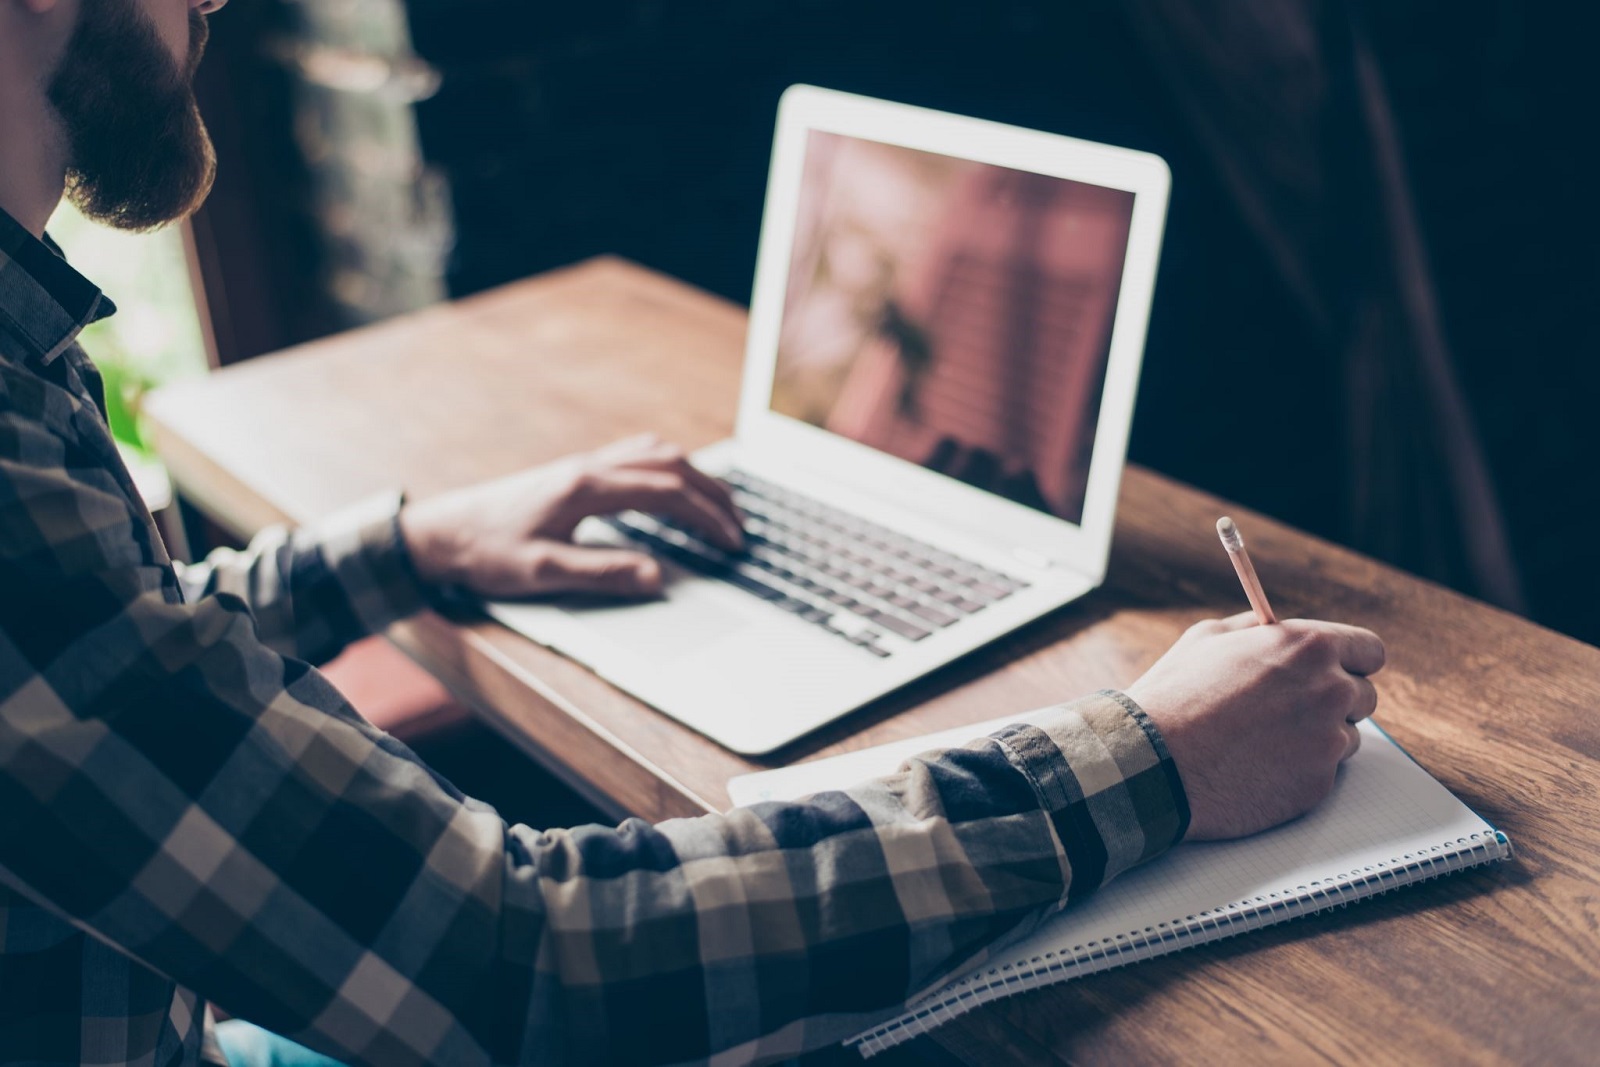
[46,202,210,453]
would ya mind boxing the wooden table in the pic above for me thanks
[145,257,1600,1066]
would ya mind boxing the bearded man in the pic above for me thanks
[0,1,1385,1064]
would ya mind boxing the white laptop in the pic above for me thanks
[489,85,1170,754]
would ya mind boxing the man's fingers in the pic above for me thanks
[1341,721,1363,762]
[1283,619,1386,676]
[585,436,744,538]
[622,448,741,516]
[526,543,663,597]
[1347,675,1379,723]
[629,473,743,549]
[574,470,744,549]
[669,463,742,538]
[1331,626,1386,676]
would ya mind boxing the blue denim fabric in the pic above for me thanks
[215,1020,347,1067]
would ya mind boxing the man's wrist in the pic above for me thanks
[396,501,463,588]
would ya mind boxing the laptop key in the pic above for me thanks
[866,610,933,642]
[906,602,959,627]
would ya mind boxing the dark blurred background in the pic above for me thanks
[188,0,1598,647]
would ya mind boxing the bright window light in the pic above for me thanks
[45,201,211,455]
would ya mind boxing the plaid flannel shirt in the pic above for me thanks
[0,206,1191,1067]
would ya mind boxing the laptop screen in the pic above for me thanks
[769,131,1137,526]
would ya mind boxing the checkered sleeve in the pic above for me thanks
[561,691,1191,1063]
[172,492,427,665]
[1,408,1189,1066]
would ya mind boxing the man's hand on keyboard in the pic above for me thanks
[397,434,744,599]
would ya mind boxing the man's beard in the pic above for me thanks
[48,0,215,232]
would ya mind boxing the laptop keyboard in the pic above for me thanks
[597,469,1030,658]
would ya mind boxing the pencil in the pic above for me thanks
[1216,516,1278,625]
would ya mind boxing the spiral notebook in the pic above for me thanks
[727,716,1512,1056]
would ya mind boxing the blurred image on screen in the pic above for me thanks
[770,131,1136,525]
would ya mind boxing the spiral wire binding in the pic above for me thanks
[850,830,1512,1057]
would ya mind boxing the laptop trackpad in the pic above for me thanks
[557,577,753,662]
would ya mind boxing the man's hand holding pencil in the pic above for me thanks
[1124,517,1386,841]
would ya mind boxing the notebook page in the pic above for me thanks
[731,718,1498,997]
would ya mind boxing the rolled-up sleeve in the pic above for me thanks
[173,491,427,665]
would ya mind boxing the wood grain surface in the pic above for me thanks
[145,257,1600,1066]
